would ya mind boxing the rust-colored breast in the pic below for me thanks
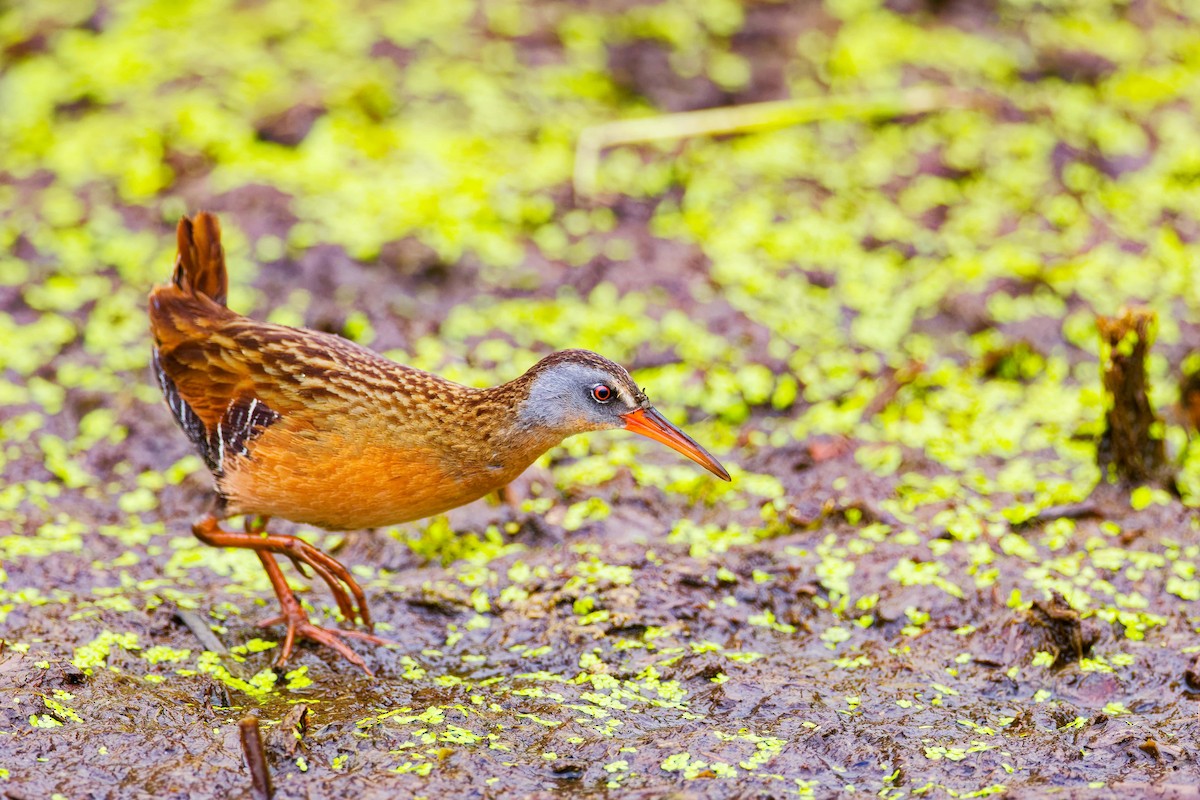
[218,415,532,530]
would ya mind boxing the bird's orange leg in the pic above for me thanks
[191,514,391,674]
[251,549,391,676]
[241,515,366,626]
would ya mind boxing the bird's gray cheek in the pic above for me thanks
[589,404,625,429]
[516,401,562,430]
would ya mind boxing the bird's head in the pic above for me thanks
[515,349,730,481]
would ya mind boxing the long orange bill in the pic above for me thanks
[622,407,731,481]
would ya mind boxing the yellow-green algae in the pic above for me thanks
[3,0,1200,796]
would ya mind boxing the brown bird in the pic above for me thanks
[149,212,730,674]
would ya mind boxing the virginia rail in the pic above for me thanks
[149,212,730,673]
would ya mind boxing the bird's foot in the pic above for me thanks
[192,514,393,674]
[257,610,394,677]
[254,550,394,676]
[263,528,374,629]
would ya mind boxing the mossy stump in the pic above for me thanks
[1096,307,1171,487]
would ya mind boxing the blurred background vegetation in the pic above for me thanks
[4,0,1200,475]
[4,0,1200,796]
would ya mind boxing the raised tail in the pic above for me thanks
[172,212,228,305]
[149,212,240,472]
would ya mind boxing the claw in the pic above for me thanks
[253,550,393,676]
[193,514,387,673]
[285,554,313,580]
[277,536,373,629]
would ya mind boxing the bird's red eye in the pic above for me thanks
[591,384,613,403]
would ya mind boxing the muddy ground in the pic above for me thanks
[3,0,1200,798]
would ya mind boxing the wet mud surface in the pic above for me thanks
[4,0,1200,797]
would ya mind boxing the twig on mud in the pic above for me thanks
[240,715,274,800]
[174,607,229,655]
[574,87,974,197]
[174,606,253,680]
[1013,500,1103,530]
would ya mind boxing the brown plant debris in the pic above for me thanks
[1022,591,1098,668]
[1096,307,1170,486]
[240,714,275,800]
[1180,366,1200,434]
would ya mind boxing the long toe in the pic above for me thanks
[290,621,377,676]
[262,612,393,676]
[279,539,374,628]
